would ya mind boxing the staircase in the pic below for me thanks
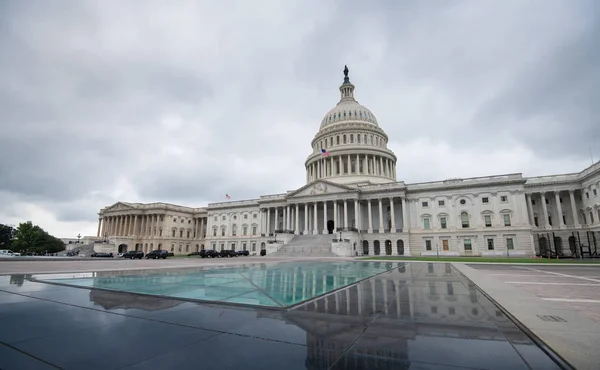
[269,234,337,257]
[65,242,97,256]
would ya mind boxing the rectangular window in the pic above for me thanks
[429,281,436,294]
[461,213,469,228]
[586,192,589,199]
[482,197,489,203]
[172,230,176,237]
[179,230,183,238]
[244,214,248,219]
[220,243,224,251]
[449,307,455,315]
[447,282,454,295]
[500,195,507,202]
[440,217,447,229]
[252,243,256,251]
[221,228,225,236]
[243,226,247,236]
[464,239,472,251]
[531,199,536,205]
[590,212,595,224]
[187,231,190,238]
[503,214,511,226]
[211,243,216,249]
[487,238,494,250]
[484,215,492,227]
[438,200,445,206]
[594,189,598,196]
[442,239,449,251]
[423,218,430,229]
[213,229,217,237]
[534,216,538,227]
[425,240,432,251]
[506,238,514,250]
[242,243,247,251]
[252,226,257,235]
[422,201,428,207]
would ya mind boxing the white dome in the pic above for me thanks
[320,99,379,129]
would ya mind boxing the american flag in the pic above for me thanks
[225,194,231,199]
[321,148,330,157]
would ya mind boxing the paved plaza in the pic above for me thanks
[0,258,593,369]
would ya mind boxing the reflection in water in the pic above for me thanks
[9,274,32,286]
[89,289,185,311]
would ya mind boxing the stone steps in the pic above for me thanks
[270,234,337,257]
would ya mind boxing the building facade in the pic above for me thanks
[97,68,600,257]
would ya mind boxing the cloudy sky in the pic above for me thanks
[1,0,598,238]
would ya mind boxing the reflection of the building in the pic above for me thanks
[89,289,185,311]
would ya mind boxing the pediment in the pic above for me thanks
[287,180,357,198]
[105,202,135,212]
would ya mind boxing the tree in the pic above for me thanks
[0,224,15,248]
[11,221,65,254]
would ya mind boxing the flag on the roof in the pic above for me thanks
[225,194,231,199]
[321,148,330,157]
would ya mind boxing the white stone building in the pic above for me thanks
[97,68,600,258]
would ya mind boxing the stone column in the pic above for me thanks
[313,202,318,234]
[380,157,384,176]
[333,201,338,231]
[347,155,351,174]
[354,200,359,230]
[317,161,321,180]
[304,204,308,234]
[367,199,373,233]
[541,193,550,228]
[356,154,360,174]
[378,198,384,233]
[401,197,408,232]
[555,191,565,227]
[343,199,348,229]
[390,197,396,232]
[323,201,328,234]
[338,156,342,175]
[526,193,535,226]
[117,216,122,236]
[267,208,271,235]
[569,190,580,226]
[132,215,138,236]
[97,218,102,237]
[295,204,300,235]
[100,217,106,237]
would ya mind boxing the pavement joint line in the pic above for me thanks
[541,298,600,303]
[516,266,600,284]
[505,281,600,286]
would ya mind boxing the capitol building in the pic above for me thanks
[97,67,600,258]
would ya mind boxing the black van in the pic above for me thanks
[123,251,144,259]
[145,250,169,259]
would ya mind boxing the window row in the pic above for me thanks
[421,195,509,208]
[424,237,515,251]
[210,242,259,252]
[324,109,375,124]
[171,228,206,238]
[315,132,386,151]
[212,225,258,237]
[422,212,512,229]
[213,213,258,221]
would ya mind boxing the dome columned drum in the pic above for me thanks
[305,67,397,185]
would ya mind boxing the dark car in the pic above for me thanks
[202,250,219,258]
[91,252,113,258]
[260,249,267,256]
[219,249,237,258]
[145,250,168,259]
[123,251,144,259]
[236,250,249,256]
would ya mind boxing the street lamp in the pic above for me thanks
[77,233,81,244]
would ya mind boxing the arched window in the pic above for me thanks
[232,224,237,236]
[336,136,340,145]
[461,212,470,228]
[221,227,226,236]
[364,134,367,143]
[330,137,333,146]
[350,134,354,143]
[357,134,361,143]
[343,135,347,144]
[370,135,373,144]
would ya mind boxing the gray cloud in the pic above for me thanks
[0,0,597,237]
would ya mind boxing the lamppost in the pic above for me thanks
[77,233,81,244]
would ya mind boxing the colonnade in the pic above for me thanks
[526,190,582,228]
[261,196,408,235]
[97,214,207,239]
[306,154,396,182]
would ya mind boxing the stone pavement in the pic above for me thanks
[455,263,600,370]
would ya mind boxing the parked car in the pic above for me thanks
[122,251,144,259]
[219,249,237,258]
[260,249,267,256]
[236,250,249,256]
[91,252,113,258]
[202,250,219,258]
[145,250,169,259]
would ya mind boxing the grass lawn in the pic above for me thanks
[361,256,600,264]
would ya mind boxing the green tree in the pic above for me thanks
[11,221,65,254]
[0,224,15,248]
